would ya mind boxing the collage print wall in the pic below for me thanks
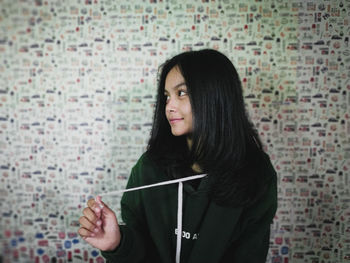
[1,0,350,262]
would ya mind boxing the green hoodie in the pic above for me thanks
[102,152,277,263]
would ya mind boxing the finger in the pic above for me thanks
[78,227,96,238]
[87,198,96,209]
[95,196,104,209]
[94,196,112,212]
[88,198,103,217]
[79,216,98,232]
[82,207,98,223]
[93,196,111,221]
[93,196,105,219]
[97,199,116,220]
[97,200,119,226]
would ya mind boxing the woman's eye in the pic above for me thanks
[179,90,187,96]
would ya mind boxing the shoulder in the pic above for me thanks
[245,151,277,218]
[129,152,168,186]
[132,152,160,173]
[257,151,277,197]
[261,152,277,197]
[261,151,276,174]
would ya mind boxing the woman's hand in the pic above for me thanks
[78,196,121,251]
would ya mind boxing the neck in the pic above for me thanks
[187,137,192,150]
[186,136,203,173]
[191,163,202,173]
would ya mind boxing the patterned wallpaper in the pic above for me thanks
[0,0,349,262]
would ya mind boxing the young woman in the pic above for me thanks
[78,49,277,263]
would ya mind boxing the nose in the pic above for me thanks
[166,97,177,113]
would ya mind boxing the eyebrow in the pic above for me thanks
[164,82,186,93]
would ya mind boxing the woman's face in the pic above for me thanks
[164,66,193,137]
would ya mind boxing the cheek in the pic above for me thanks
[165,103,170,114]
[184,104,193,121]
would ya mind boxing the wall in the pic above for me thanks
[0,0,349,262]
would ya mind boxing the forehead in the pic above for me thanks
[164,66,185,91]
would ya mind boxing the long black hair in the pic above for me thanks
[148,49,268,207]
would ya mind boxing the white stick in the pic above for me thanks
[99,174,207,196]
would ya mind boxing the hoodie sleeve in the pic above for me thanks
[221,165,278,263]
[100,224,147,263]
[101,156,154,263]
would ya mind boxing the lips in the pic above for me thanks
[169,118,184,124]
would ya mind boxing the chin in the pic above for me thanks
[171,129,188,137]
[171,132,184,136]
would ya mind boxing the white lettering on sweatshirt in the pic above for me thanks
[175,228,199,240]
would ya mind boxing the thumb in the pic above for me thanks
[95,196,118,221]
